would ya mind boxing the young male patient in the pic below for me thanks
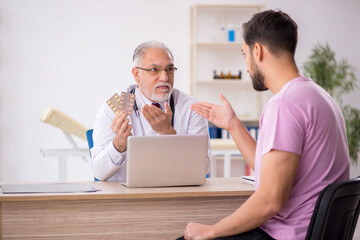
[180,9,350,240]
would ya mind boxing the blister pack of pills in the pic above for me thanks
[106,92,135,115]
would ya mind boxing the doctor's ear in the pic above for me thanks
[132,67,140,83]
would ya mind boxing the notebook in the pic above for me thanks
[0,183,99,194]
[124,134,208,188]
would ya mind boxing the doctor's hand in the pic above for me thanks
[111,111,132,153]
[184,222,214,240]
[142,102,176,135]
[191,93,237,131]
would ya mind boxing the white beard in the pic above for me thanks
[143,82,173,102]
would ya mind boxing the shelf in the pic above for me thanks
[193,4,264,9]
[191,5,265,120]
[209,117,258,124]
[196,79,252,84]
[238,117,259,122]
[196,42,243,47]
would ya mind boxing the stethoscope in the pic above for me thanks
[129,87,175,135]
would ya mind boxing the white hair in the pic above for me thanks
[132,40,174,66]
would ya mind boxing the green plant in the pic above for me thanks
[303,43,360,164]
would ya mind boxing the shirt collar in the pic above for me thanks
[135,86,169,110]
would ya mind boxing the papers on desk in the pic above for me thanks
[242,175,255,185]
[0,183,100,194]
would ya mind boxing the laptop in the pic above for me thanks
[124,134,208,188]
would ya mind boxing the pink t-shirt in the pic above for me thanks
[255,77,350,240]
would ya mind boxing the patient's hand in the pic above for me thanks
[111,111,132,152]
[184,222,214,240]
[191,93,237,131]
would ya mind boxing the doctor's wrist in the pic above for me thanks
[113,138,127,153]
[159,127,176,135]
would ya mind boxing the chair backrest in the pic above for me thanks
[86,129,99,181]
[305,176,360,240]
[86,129,94,152]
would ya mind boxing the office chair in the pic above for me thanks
[86,129,100,181]
[305,176,360,240]
[86,129,94,157]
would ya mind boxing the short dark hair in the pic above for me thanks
[243,10,298,56]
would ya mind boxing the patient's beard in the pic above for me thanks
[251,65,268,92]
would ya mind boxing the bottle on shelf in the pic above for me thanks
[219,71,225,79]
[213,70,219,79]
[226,71,232,79]
[228,24,235,42]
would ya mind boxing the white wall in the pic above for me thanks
[1,0,359,182]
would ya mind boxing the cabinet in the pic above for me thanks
[190,5,268,121]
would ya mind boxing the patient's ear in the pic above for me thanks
[253,43,263,62]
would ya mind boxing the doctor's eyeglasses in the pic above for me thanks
[136,66,177,76]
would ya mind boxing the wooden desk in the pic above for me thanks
[0,178,254,240]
